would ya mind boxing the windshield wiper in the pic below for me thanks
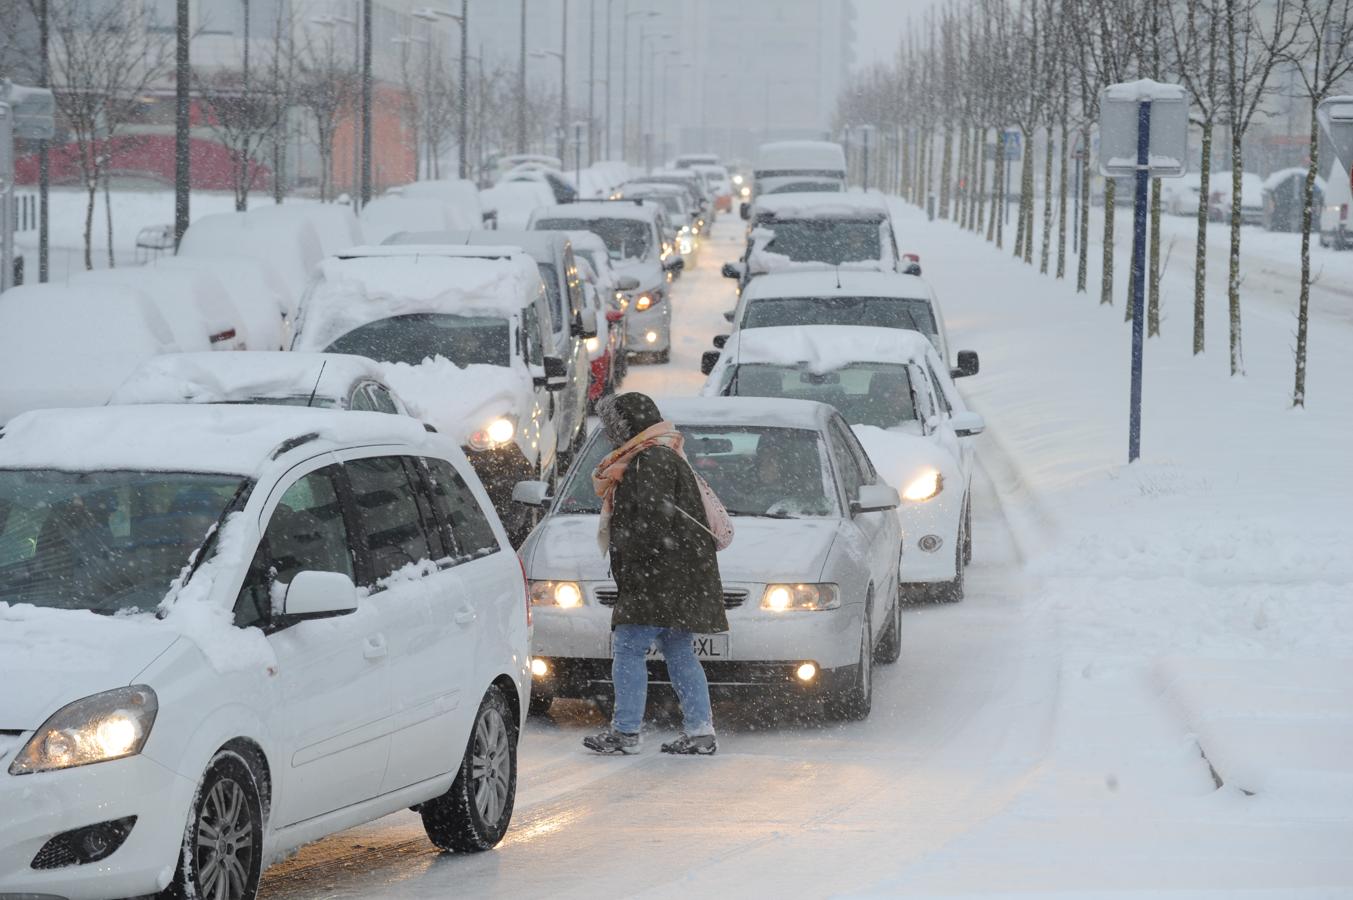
[726,509,795,519]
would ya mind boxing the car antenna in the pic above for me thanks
[835,265,842,290]
[305,360,328,408]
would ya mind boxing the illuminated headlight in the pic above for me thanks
[732,173,744,186]
[585,336,600,353]
[530,657,550,677]
[902,469,943,502]
[678,234,695,255]
[761,583,840,612]
[645,330,659,344]
[10,686,158,775]
[468,415,517,451]
[635,293,654,312]
[795,662,818,682]
[615,291,627,308]
[740,186,751,198]
[529,580,584,608]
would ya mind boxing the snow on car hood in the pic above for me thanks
[610,257,663,291]
[0,605,181,730]
[524,514,839,584]
[379,357,534,448]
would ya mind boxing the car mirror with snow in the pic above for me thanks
[701,351,721,376]
[721,262,744,279]
[664,256,686,273]
[712,334,728,349]
[852,484,900,515]
[740,202,751,220]
[722,310,736,323]
[577,308,599,340]
[951,350,980,379]
[538,356,568,392]
[282,571,359,622]
[615,275,641,291]
[950,411,986,438]
[512,480,553,508]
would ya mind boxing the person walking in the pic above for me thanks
[583,392,728,756]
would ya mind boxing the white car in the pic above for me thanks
[108,351,411,415]
[701,326,984,599]
[716,269,976,373]
[0,404,528,900]
[517,397,904,722]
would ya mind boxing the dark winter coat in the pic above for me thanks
[600,394,728,635]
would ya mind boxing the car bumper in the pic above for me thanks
[0,752,196,899]
[897,492,962,585]
[625,303,671,352]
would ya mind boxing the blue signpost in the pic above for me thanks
[1127,102,1150,462]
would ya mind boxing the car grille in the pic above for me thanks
[594,588,748,609]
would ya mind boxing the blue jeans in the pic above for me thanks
[611,625,715,736]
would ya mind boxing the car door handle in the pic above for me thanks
[454,605,478,626]
[363,634,388,660]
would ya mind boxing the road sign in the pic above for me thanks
[0,81,55,141]
[1003,129,1021,161]
[1318,96,1353,171]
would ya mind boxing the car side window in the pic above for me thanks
[826,423,866,500]
[522,303,546,365]
[424,457,501,562]
[910,364,938,425]
[235,466,353,628]
[925,362,953,415]
[349,385,376,412]
[367,384,400,415]
[345,455,436,584]
[838,418,881,484]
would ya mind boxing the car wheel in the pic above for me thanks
[962,496,973,566]
[164,750,264,900]
[420,685,518,853]
[528,691,554,717]
[827,607,873,721]
[936,519,967,603]
[874,574,903,665]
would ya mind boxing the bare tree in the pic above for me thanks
[1286,0,1353,406]
[46,0,173,269]
[296,30,358,202]
[1220,0,1298,375]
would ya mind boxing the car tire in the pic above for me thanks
[962,496,973,566]
[528,691,554,717]
[420,685,518,853]
[874,581,903,665]
[936,518,967,603]
[163,750,264,900]
[827,607,873,721]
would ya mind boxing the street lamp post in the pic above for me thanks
[637,28,670,172]
[622,7,658,163]
[517,0,527,153]
[360,0,372,207]
[531,48,566,163]
[414,6,469,180]
[604,0,613,159]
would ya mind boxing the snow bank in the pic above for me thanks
[176,210,324,312]
[247,201,364,257]
[359,195,459,244]
[479,181,555,229]
[379,357,535,447]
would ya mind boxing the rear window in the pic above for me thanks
[759,221,881,264]
[742,296,937,338]
[326,314,511,368]
[534,217,652,262]
[727,363,918,428]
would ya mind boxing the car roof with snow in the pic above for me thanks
[0,404,442,476]
[755,140,847,172]
[529,201,660,224]
[752,191,890,221]
[382,229,575,260]
[741,270,932,302]
[652,396,837,432]
[717,325,938,370]
[107,352,401,409]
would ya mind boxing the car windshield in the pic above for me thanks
[218,396,341,409]
[759,221,882,264]
[727,363,917,428]
[325,313,511,368]
[535,218,651,261]
[743,295,937,339]
[0,469,247,614]
[760,180,844,195]
[554,426,835,518]
[634,193,684,218]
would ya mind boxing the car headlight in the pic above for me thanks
[732,174,744,186]
[740,186,751,198]
[10,686,158,775]
[761,583,840,612]
[902,469,943,502]
[529,580,584,608]
[635,293,654,312]
[585,336,600,353]
[468,415,517,451]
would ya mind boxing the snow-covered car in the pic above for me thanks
[69,265,252,352]
[360,195,469,245]
[476,180,555,229]
[1213,172,1266,225]
[693,163,734,212]
[394,178,486,229]
[701,326,984,599]
[246,201,364,257]
[626,171,710,227]
[722,192,901,292]
[108,351,411,415]
[0,283,209,424]
[528,200,683,363]
[1263,168,1324,232]
[290,245,570,542]
[0,404,527,900]
[1162,172,1204,216]
[517,397,904,722]
[575,256,626,407]
[622,183,700,264]
[175,210,324,318]
[744,140,848,216]
[717,269,976,372]
[1320,158,1352,249]
[569,229,638,386]
[145,254,291,350]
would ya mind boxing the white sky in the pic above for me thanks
[851,0,951,72]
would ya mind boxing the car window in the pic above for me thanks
[367,385,401,415]
[924,362,952,415]
[761,221,883,264]
[349,384,376,412]
[741,296,938,337]
[523,302,546,365]
[728,362,918,428]
[345,456,436,583]
[235,466,351,628]
[536,262,564,328]
[424,457,501,562]
[827,421,866,499]
[326,314,511,368]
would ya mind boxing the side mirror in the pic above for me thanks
[951,350,980,379]
[700,350,721,376]
[903,262,922,276]
[535,355,568,391]
[615,275,641,291]
[721,262,744,279]
[712,334,728,349]
[576,307,599,339]
[663,256,685,273]
[282,571,358,621]
[605,309,625,324]
[851,484,900,515]
[739,202,750,220]
[722,310,735,323]
[950,410,986,438]
[511,480,553,508]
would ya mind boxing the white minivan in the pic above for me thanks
[0,404,528,900]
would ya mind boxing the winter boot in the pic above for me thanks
[660,733,717,755]
[583,727,641,755]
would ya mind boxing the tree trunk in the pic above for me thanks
[1293,107,1318,407]
[1193,122,1212,354]
[1056,115,1068,279]
[1147,177,1161,336]
[1022,141,1035,264]
[956,125,969,228]
[900,129,911,202]
[1227,135,1244,375]
[273,125,285,204]
[104,168,115,268]
[976,128,988,236]
[1040,123,1054,274]
[1013,140,1027,258]
[990,130,1005,245]
[1077,123,1090,293]
[83,169,96,272]
[1101,178,1115,305]
[939,126,953,219]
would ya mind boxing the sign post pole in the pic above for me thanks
[1128,101,1151,463]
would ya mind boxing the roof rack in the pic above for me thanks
[270,432,320,460]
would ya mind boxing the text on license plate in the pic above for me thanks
[609,633,730,660]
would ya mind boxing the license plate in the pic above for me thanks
[609,633,730,660]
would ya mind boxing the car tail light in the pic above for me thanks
[1342,203,1349,223]
[208,328,237,345]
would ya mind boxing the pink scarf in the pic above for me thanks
[592,420,684,554]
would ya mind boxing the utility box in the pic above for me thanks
[1097,80,1188,178]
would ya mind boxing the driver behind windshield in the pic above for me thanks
[724,431,829,517]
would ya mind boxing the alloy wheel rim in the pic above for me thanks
[195,776,254,900]
[471,708,512,824]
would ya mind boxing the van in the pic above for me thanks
[744,140,849,217]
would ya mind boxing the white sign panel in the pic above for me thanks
[1318,96,1353,172]
[1098,80,1189,178]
